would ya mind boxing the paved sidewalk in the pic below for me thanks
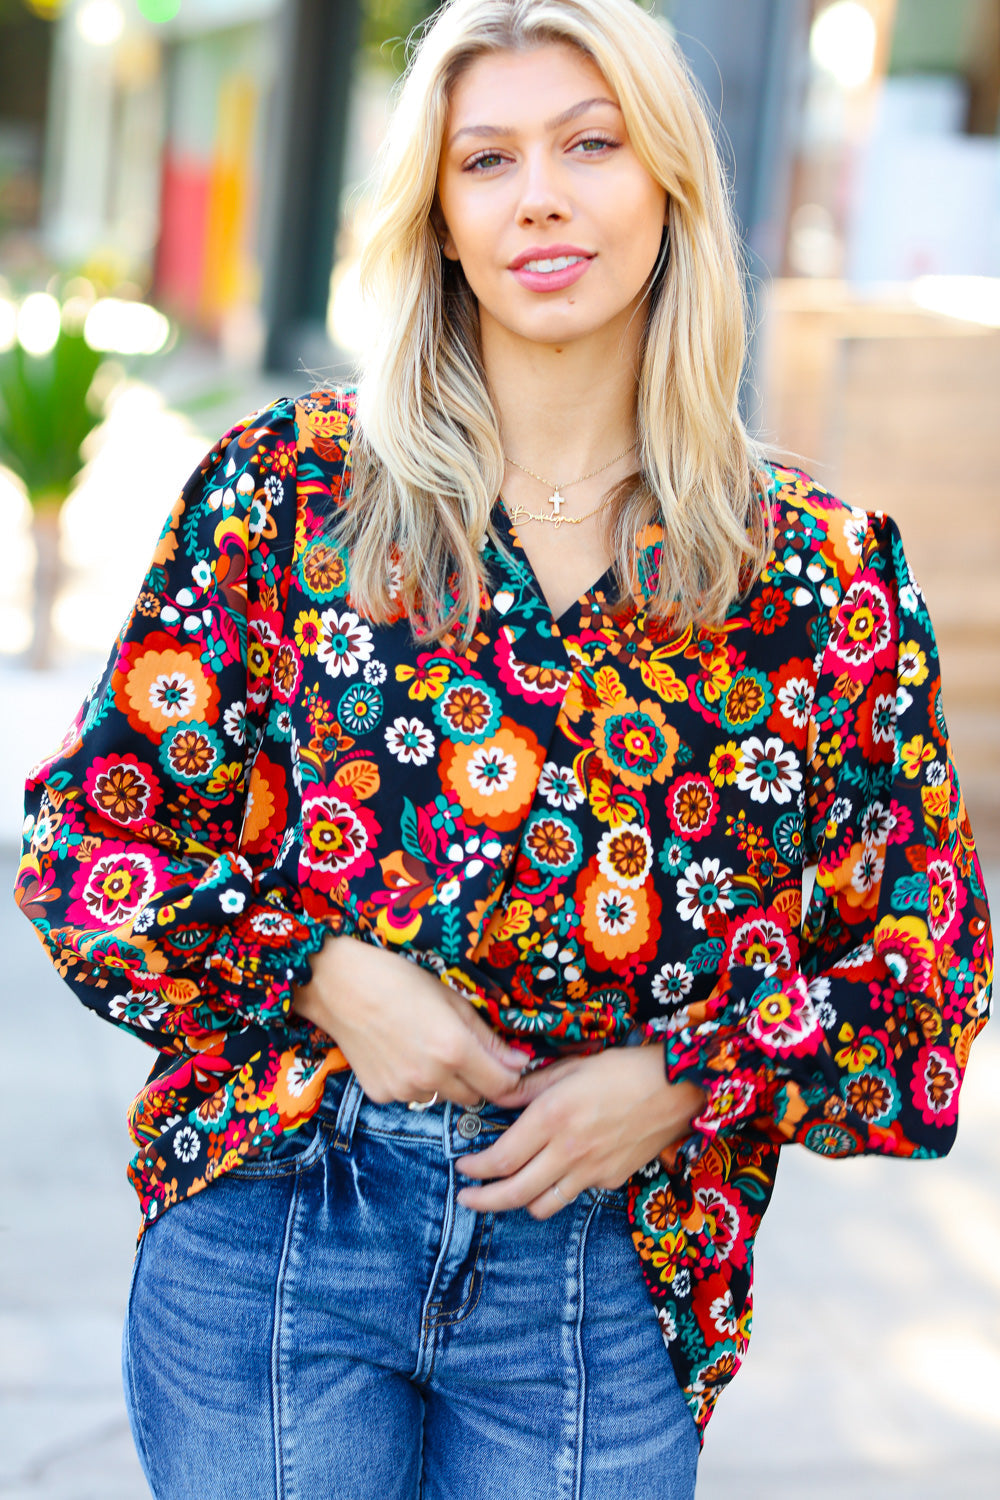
[2,849,997,1498]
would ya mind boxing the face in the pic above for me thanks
[435,43,668,356]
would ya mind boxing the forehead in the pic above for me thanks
[446,42,616,129]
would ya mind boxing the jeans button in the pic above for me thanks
[457,1112,482,1140]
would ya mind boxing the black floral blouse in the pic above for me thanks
[15,386,993,1437]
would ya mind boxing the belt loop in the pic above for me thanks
[331,1072,364,1152]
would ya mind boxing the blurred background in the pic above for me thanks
[0,2,997,1497]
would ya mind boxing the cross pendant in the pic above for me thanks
[547,489,566,515]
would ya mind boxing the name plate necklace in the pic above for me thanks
[502,441,637,528]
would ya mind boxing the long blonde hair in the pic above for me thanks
[335,0,770,642]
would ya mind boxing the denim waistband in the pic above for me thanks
[317,1069,524,1160]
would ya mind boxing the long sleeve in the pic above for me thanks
[13,398,344,1054]
[659,510,993,1161]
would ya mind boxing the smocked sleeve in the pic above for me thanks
[13,398,346,1050]
[660,511,993,1161]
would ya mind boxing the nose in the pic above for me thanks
[515,146,571,227]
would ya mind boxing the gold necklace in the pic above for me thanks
[504,440,637,523]
[501,493,612,530]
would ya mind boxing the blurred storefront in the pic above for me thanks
[761,0,1000,853]
[39,0,284,355]
[0,0,53,255]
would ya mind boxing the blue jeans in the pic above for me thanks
[123,1071,699,1499]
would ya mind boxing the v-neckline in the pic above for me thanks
[490,498,618,633]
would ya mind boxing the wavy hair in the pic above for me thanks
[334,0,771,641]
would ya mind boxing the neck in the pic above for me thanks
[481,310,641,481]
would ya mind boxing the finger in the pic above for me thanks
[441,992,533,1072]
[524,1181,583,1222]
[441,1075,488,1109]
[454,1109,551,1182]
[489,1055,586,1109]
[453,1040,534,1106]
[456,1146,569,1215]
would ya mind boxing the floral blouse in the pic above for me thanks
[15,385,993,1438]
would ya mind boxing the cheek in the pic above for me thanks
[440,191,496,267]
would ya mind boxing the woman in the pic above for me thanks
[14,1,993,1496]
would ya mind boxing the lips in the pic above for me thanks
[508,244,594,271]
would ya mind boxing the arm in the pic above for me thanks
[13,398,339,1053]
[660,511,992,1161]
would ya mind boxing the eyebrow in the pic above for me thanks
[448,96,622,148]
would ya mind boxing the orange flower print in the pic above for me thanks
[162,725,221,782]
[300,542,347,599]
[242,754,288,854]
[642,1186,681,1234]
[574,862,661,969]
[668,774,718,841]
[597,823,653,888]
[435,679,500,741]
[116,635,217,736]
[592,697,680,790]
[272,642,302,701]
[439,720,545,830]
[523,814,582,875]
[270,1048,346,1123]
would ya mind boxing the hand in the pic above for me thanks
[455,1044,705,1220]
[291,935,531,1109]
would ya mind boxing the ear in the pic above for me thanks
[430,200,460,262]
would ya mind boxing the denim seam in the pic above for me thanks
[427,1211,495,1329]
[414,1152,460,1383]
[271,1171,302,1500]
[558,1195,602,1500]
[331,1071,363,1151]
[123,1234,159,1498]
[356,1127,447,1145]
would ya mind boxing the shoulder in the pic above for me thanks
[292,382,358,457]
[760,458,905,599]
[204,383,358,478]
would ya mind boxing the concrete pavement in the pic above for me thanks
[2,847,997,1499]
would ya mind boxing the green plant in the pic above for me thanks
[0,319,107,669]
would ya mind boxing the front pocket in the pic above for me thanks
[227,1117,328,1178]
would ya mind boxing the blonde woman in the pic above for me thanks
[15,1,991,1496]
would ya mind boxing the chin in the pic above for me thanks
[500,307,618,348]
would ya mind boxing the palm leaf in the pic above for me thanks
[0,326,105,504]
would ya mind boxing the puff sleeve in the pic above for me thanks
[660,511,993,1161]
[13,398,343,1052]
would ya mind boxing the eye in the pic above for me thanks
[463,150,509,173]
[572,134,620,155]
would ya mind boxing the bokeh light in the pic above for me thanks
[911,276,1000,329]
[75,0,125,47]
[83,298,171,356]
[16,293,62,357]
[137,0,181,21]
[0,299,16,354]
[810,1,878,90]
